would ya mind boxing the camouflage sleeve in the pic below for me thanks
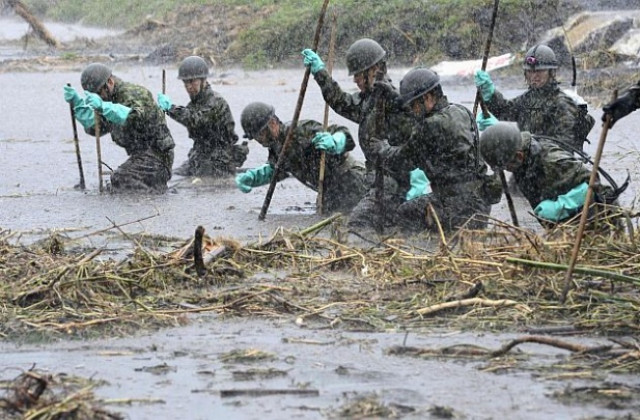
[485,88,519,121]
[115,82,166,150]
[168,95,238,146]
[313,69,362,123]
[540,146,591,201]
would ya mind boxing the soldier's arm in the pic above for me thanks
[485,89,519,122]
[313,69,362,123]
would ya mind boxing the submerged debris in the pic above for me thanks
[0,367,123,420]
[0,217,638,343]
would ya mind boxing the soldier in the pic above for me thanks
[474,44,594,152]
[235,102,367,214]
[301,38,416,229]
[601,82,640,127]
[63,63,174,193]
[157,56,248,177]
[371,67,500,233]
[479,122,621,226]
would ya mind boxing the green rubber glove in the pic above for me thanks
[64,86,94,129]
[534,182,588,221]
[301,49,325,75]
[157,93,173,111]
[312,131,346,155]
[406,168,431,201]
[474,70,495,102]
[235,164,274,193]
[85,92,131,126]
[63,85,83,107]
[476,111,498,131]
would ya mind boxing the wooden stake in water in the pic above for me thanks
[259,0,331,221]
[316,9,337,215]
[95,111,103,193]
[560,90,617,303]
[67,83,86,190]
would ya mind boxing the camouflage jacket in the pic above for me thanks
[166,83,239,156]
[266,119,358,190]
[486,81,592,150]
[379,96,489,196]
[513,132,606,209]
[313,69,414,171]
[87,77,174,170]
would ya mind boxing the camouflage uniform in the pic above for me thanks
[486,81,594,151]
[265,119,366,213]
[513,132,616,225]
[86,76,174,193]
[312,69,414,228]
[378,97,496,233]
[167,83,247,177]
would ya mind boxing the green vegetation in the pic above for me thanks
[23,0,581,66]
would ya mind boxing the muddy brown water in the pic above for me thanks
[2,19,640,420]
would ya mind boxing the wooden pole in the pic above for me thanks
[474,0,518,226]
[259,0,331,221]
[162,69,166,94]
[560,91,617,303]
[316,10,337,215]
[95,111,104,193]
[472,0,500,117]
[67,83,86,190]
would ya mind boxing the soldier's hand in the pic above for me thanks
[373,80,398,99]
[63,85,82,106]
[235,172,253,193]
[602,90,638,128]
[476,111,498,131]
[312,131,346,155]
[474,70,495,102]
[84,92,104,111]
[157,93,173,112]
[369,136,390,158]
[301,49,325,75]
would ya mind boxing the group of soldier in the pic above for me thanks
[64,38,640,234]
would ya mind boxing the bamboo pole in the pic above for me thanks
[474,0,519,226]
[560,92,617,303]
[67,83,86,190]
[316,10,337,215]
[95,111,103,193]
[259,0,331,220]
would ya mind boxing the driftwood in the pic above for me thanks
[5,0,60,48]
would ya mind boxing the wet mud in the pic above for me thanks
[2,18,640,420]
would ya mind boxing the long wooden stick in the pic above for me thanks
[67,83,86,190]
[472,0,500,117]
[560,91,617,303]
[162,68,166,94]
[95,111,103,193]
[474,0,518,226]
[316,10,337,215]
[259,0,331,220]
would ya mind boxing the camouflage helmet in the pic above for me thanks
[346,38,386,76]
[523,44,558,70]
[241,102,275,139]
[399,67,441,105]
[81,63,112,93]
[178,56,209,80]
[479,122,523,168]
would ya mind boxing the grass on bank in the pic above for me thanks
[21,0,579,66]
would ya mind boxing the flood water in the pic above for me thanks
[1,17,640,420]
